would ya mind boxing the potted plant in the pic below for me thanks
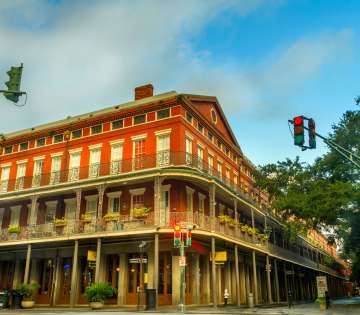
[84,282,117,309]
[18,283,40,309]
[132,207,151,219]
[316,296,326,310]
[8,225,21,239]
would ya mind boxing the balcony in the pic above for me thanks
[0,211,343,278]
[0,151,260,208]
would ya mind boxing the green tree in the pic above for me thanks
[256,97,360,281]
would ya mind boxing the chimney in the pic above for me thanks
[134,84,154,100]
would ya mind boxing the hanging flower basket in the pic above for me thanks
[132,207,151,219]
[103,213,120,222]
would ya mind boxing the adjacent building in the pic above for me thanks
[0,84,349,307]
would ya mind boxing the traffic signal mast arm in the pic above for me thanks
[289,119,360,169]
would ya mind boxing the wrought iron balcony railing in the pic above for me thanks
[0,151,262,208]
[0,211,343,278]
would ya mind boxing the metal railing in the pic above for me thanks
[0,151,261,207]
[0,210,344,277]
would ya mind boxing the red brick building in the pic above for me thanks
[0,84,349,307]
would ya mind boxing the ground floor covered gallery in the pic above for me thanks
[0,234,347,307]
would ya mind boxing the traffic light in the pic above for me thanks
[293,116,304,146]
[174,225,181,247]
[308,119,316,149]
[186,227,192,247]
[3,64,23,103]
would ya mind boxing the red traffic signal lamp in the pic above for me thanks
[293,116,305,146]
[173,225,181,247]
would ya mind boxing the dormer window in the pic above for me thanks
[134,114,146,125]
[54,134,64,143]
[112,119,123,130]
[36,138,46,147]
[71,129,82,139]
[91,124,102,135]
[4,146,13,154]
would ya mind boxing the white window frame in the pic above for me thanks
[10,206,21,226]
[15,160,27,190]
[110,139,124,175]
[0,164,11,193]
[106,191,122,213]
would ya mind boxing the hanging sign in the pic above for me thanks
[316,276,328,297]
[87,250,97,262]
[179,256,186,267]
[129,258,148,264]
[210,251,227,262]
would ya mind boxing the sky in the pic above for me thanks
[0,0,359,166]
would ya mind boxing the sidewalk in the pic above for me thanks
[0,298,359,315]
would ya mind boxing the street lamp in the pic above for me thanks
[137,241,147,310]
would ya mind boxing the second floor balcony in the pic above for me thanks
[0,151,262,208]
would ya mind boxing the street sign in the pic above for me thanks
[129,258,148,264]
[210,251,227,262]
[87,250,96,261]
[316,276,328,297]
[179,256,186,267]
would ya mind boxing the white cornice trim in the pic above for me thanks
[33,156,45,161]
[85,195,98,201]
[68,148,83,154]
[129,188,146,195]
[154,129,172,136]
[51,152,63,158]
[88,143,103,150]
[109,139,125,146]
[1,162,12,168]
[16,159,28,165]
[131,134,147,141]
[45,200,58,208]
[106,191,122,198]
[64,198,76,205]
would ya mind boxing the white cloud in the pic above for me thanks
[0,0,354,134]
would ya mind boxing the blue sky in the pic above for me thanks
[0,0,359,166]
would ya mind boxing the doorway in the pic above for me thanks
[159,186,170,226]
[158,252,172,305]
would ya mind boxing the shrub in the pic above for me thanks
[84,283,117,303]
[17,283,40,300]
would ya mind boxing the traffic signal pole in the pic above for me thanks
[179,242,185,312]
[289,119,360,169]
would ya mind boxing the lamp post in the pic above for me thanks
[138,241,147,310]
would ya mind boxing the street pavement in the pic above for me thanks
[0,297,359,315]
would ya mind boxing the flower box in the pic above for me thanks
[53,218,67,227]
[103,213,120,222]
[81,214,92,223]
[218,215,230,224]
[132,207,151,219]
